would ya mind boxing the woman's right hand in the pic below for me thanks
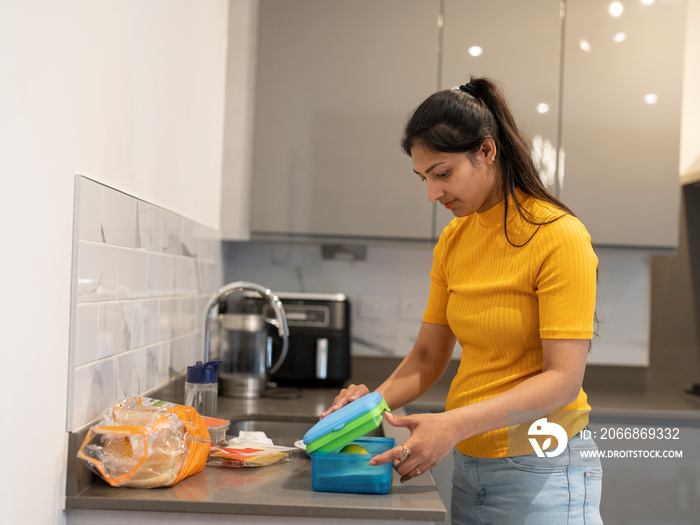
[319,384,370,419]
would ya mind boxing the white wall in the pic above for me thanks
[680,0,700,182]
[221,0,259,239]
[0,1,228,523]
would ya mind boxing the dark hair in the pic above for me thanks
[401,76,571,246]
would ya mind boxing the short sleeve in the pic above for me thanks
[535,215,598,339]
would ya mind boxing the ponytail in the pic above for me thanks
[402,76,572,246]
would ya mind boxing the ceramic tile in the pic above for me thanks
[115,349,147,400]
[148,253,174,297]
[170,333,201,377]
[145,342,171,393]
[174,257,198,295]
[161,210,183,255]
[72,358,116,430]
[198,260,223,294]
[174,297,198,336]
[118,248,149,299]
[182,220,198,258]
[74,303,99,367]
[97,301,132,359]
[102,186,138,248]
[158,298,175,341]
[76,242,119,303]
[131,299,159,350]
[136,200,160,252]
[78,177,103,243]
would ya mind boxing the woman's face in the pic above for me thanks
[411,140,502,217]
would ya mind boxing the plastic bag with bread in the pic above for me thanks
[77,397,211,488]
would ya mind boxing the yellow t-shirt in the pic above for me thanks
[423,189,598,458]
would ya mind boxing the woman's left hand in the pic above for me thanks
[370,411,460,483]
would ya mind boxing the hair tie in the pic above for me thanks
[458,83,478,98]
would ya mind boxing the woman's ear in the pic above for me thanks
[481,138,497,164]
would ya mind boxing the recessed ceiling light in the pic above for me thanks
[579,39,592,52]
[644,93,659,104]
[609,1,624,17]
[614,32,627,43]
[468,46,483,57]
[536,103,550,114]
[641,0,655,5]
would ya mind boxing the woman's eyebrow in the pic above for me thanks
[413,161,447,175]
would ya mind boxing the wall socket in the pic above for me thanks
[400,297,424,321]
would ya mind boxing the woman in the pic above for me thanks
[322,77,603,524]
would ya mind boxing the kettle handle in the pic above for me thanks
[204,281,290,372]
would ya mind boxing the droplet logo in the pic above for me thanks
[528,418,568,457]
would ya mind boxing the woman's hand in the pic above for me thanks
[319,384,370,419]
[370,411,460,483]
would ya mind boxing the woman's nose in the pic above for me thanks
[426,180,444,203]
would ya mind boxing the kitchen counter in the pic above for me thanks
[65,381,447,524]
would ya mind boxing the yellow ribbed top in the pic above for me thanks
[423,189,598,458]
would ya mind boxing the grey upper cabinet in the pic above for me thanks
[560,0,685,248]
[250,0,440,240]
[246,0,685,247]
[438,0,564,235]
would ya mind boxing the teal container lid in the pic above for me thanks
[303,392,391,453]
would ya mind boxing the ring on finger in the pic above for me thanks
[415,467,422,476]
[401,444,411,458]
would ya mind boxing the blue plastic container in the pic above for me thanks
[309,436,396,494]
[303,393,394,494]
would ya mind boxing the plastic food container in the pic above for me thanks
[309,436,395,494]
[201,416,230,444]
[303,392,395,494]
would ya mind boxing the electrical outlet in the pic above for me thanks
[400,297,423,321]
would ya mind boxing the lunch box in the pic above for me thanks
[303,392,395,494]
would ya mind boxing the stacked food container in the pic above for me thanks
[303,392,396,494]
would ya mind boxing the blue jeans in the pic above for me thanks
[451,430,603,525]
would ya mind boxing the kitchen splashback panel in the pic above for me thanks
[67,176,223,431]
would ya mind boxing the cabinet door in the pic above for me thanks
[250,0,439,239]
[560,0,685,247]
[439,0,564,235]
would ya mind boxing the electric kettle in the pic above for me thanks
[203,282,289,399]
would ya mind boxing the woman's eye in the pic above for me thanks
[437,171,449,178]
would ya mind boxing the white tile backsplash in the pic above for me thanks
[222,240,653,367]
[118,248,149,299]
[148,253,174,297]
[97,301,132,359]
[74,304,99,367]
[78,178,103,243]
[102,187,138,248]
[68,176,222,431]
[161,210,184,255]
[136,200,160,252]
[76,242,119,302]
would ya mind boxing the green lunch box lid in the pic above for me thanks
[303,392,391,453]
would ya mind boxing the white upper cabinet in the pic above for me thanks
[560,0,685,248]
[249,0,439,240]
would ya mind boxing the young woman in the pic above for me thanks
[322,77,603,524]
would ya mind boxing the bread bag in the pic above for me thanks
[77,397,211,488]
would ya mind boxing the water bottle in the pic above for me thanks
[184,360,222,417]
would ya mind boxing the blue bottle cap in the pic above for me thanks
[186,360,222,384]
